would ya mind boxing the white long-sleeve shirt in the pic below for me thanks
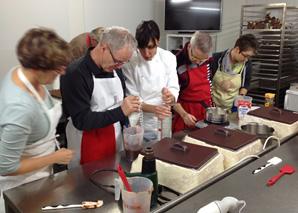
[122,47,179,136]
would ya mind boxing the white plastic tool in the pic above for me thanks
[128,93,141,127]
[253,156,282,174]
[128,112,140,127]
[197,196,246,213]
[42,200,103,210]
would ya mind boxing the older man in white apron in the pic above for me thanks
[61,26,139,168]
[66,70,125,167]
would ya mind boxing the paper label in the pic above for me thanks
[238,101,251,120]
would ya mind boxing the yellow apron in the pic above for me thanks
[212,67,243,110]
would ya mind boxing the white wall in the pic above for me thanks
[214,0,245,51]
[84,0,155,36]
[68,0,85,39]
[1,0,297,84]
[0,0,156,84]
[0,0,69,82]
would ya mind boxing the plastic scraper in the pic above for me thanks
[253,156,282,174]
[268,165,295,185]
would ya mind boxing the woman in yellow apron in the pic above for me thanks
[212,34,259,111]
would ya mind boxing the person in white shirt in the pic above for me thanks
[122,20,179,141]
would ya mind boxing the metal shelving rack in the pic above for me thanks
[240,3,298,108]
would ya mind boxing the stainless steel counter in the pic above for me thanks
[3,152,135,213]
[155,135,298,213]
[3,140,163,213]
[3,119,297,213]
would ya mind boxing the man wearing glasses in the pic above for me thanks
[60,26,140,168]
[122,20,179,141]
[172,32,214,133]
[212,34,259,111]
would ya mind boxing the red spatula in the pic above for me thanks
[268,165,295,185]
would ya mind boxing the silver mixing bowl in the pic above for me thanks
[241,122,274,138]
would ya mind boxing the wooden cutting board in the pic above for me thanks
[247,107,298,124]
[143,137,218,169]
[187,125,259,151]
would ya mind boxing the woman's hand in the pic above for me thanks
[182,113,196,126]
[155,104,171,120]
[54,148,75,165]
[161,87,175,105]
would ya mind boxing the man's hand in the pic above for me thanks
[155,104,171,120]
[121,96,140,116]
[161,87,175,105]
[182,113,197,126]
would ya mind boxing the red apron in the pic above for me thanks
[80,126,116,165]
[172,63,213,133]
[86,33,91,48]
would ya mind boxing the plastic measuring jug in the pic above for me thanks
[121,177,153,213]
[123,125,144,161]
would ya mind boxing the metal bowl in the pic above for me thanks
[241,122,274,138]
[206,107,228,124]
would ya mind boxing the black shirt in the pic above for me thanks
[60,47,128,131]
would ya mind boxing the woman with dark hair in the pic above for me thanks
[212,34,259,111]
[0,27,75,210]
[122,20,179,141]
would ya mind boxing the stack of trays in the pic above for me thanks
[184,125,262,170]
[130,137,224,194]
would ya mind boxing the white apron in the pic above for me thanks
[67,70,124,169]
[0,68,61,212]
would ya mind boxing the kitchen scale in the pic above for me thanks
[195,119,238,130]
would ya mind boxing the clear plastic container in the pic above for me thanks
[123,126,144,161]
[157,104,172,140]
[233,95,253,107]
[121,177,153,213]
[234,95,253,120]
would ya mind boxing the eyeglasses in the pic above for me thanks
[240,52,254,59]
[107,45,128,65]
[190,48,208,62]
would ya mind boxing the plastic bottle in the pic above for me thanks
[157,103,172,140]
[265,93,275,108]
[161,114,172,138]
[126,147,158,206]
